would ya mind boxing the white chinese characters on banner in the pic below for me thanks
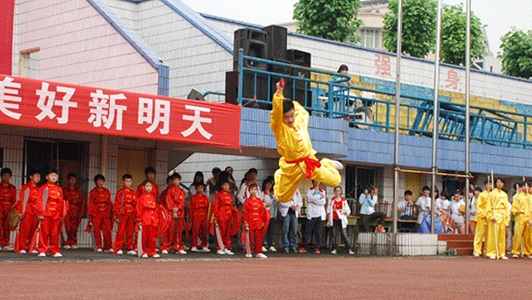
[138,97,170,134]
[0,76,22,120]
[181,105,213,140]
[35,82,77,124]
[88,89,127,130]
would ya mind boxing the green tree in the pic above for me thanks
[498,29,532,79]
[293,0,362,43]
[383,0,437,58]
[440,5,484,66]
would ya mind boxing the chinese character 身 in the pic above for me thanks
[88,89,127,130]
[181,105,212,140]
[35,82,77,124]
[445,69,460,90]
[138,97,170,134]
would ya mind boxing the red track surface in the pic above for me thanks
[2,256,530,299]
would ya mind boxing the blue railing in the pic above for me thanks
[235,50,532,148]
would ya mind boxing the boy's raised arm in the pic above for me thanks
[270,80,285,133]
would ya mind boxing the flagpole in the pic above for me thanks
[393,0,403,234]
[430,0,444,233]
[464,0,472,234]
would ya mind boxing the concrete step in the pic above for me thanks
[437,234,474,241]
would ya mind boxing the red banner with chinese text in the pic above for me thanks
[0,75,241,149]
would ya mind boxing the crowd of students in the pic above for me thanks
[0,165,358,258]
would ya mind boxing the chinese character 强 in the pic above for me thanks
[375,54,391,77]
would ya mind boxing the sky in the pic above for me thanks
[181,0,531,54]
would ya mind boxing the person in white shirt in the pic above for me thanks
[397,190,416,232]
[237,168,261,206]
[415,186,432,230]
[300,181,326,253]
[278,189,302,253]
[327,186,354,255]
[469,187,482,233]
[450,190,466,234]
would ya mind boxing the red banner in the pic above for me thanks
[0,1,15,75]
[0,75,241,149]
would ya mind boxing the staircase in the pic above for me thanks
[437,234,474,256]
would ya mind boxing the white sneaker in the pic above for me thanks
[63,245,71,250]
[200,248,211,253]
[489,256,496,260]
[256,253,268,259]
[30,250,38,254]
[268,246,277,252]
[512,254,519,258]
[473,253,480,257]
[262,246,268,252]
[71,245,78,249]
[161,250,169,254]
[37,252,46,257]
[152,254,160,258]
[116,250,123,255]
[245,253,252,258]
[501,256,508,260]
[96,248,103,253]
[155,248,160,252]
[223,249,234,255]
[183,245,190,250]
[190,247,199,252]
[127,250,137,255]
[528,255,532,259]
[105,249,114,253]
[331,159,344,170]
[217,249,226,255]
[20,250,27,254]
[177,250,187,255]
[53,253,63,258]
[141,253,148,258]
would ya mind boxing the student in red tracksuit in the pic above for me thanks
[113,174,137,255]
[213,180,235,255]
[63,173,85,249]
[88,174,113,252]
[136,180,159,258]
[162,173,186,254]
[37,169,67,257]
[16,170,41,254]
[243,183,268,259]
[136,166,159,199]
[0,168,17,250]
[189,182,210,252]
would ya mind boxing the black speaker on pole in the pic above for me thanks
[187,89,205,101]
[287,49,312,108]
[233,28,268,71]
[225,71,269,108]
[262,25,288,61]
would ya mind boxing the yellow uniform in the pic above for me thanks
[511,192,528,256]
[522,193,532,256]
[485,188,509,259]
[473,190,489,255]
[270,92,341,203]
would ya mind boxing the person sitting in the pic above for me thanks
[358,185,385,233]
[397,190,416,232]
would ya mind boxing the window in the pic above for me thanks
[361,29,380,49]
[19,48,40,78]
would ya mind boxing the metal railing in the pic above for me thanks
[235,50,532,148]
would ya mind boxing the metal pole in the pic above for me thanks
[393,0,403,234]
[431,0,443,233]
[464,0,471,234]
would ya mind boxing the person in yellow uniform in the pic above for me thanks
[510,182,527,258]
[486,178,510,260]
[473,180,491,257]
[270,80,342,203]
[522,182,532,258]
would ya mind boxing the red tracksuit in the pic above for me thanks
[16,182,40,252]
[161,185,186,251]
[213,190,234,250]
[88,187,113,250]
[113,186,136,252]
[0,180,17,247]
[136,193,158,256]
[189,192,210,248]
[243,196,266,254]
[63,185,85,246]
[36,182,67,255]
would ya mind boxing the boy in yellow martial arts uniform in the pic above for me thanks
[486,178,510,260]
[270,80,342,203]
[473,180,491,257]
[510,182,528,258]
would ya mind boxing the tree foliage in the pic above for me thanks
[498,29,532,79]
[293,0,362,43]
[383,0,437,58]
[440,5,484,66]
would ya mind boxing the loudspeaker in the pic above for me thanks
[269,60,293,100]
[187,89,205,101]
[225,71,269,108]
[262,25,287,61]
[287,49,311,90]
[233,28,268,71]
